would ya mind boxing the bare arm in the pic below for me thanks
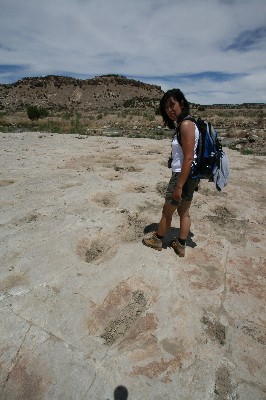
[172,120,195,201]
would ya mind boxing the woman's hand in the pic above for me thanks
[172,185,182,201]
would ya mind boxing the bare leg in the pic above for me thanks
[177,200,192,240]
[156,202,177,237]
[144,200,192,255]
[157,200,192,239]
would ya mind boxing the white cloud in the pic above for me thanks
[0,0,266,103]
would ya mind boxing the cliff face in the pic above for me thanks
[0,74,164,112]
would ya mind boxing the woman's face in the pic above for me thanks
[165,97,182,121]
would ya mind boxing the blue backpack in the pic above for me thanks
[176,116,227,182]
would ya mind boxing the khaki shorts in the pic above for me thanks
[165,172,200,205]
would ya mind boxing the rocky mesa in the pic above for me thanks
[0,74,164,113]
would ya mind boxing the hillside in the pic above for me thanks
[0,74,163,113]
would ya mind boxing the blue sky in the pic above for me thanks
[0,0,266,104]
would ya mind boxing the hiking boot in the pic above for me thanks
[142,231,162,251]
[170,239,186,257]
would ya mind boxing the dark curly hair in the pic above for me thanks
[159,88,190,129]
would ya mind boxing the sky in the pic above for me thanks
[0,0,266,104]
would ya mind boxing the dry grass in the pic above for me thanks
[0,108,265,142]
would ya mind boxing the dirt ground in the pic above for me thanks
[0,132,265,400]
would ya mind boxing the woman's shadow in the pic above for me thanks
[143,223,197,249]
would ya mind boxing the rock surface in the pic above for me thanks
[0,133,265,400]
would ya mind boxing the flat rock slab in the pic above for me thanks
[0,133,265,400]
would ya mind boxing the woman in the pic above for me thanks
[143,89,200,257]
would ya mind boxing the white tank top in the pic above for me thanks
[171,123,199,172]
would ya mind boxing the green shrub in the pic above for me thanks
[198,105,206,112]
[37,120,62,133]
[142,111,155,121]
[27,105,40,120]
[241,148,254,155]
[70,115,86,134]
[27,105,49,120]
[39,107,49,118]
